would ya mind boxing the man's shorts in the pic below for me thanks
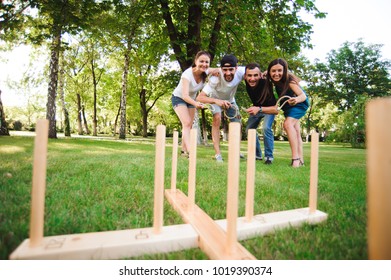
[209,102,241,122]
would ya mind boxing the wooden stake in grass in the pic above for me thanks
[226,122,241,254]
[366,97,391,260]
[245,129,256,222]
[171,130,179,192]
[153,125,166,234]
[309,132,319,214]
[29,119,49,248]
[188,128,197,213]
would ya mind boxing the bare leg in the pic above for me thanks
[174,105,196,153]
[284,117,300,167]
[212,112,222,156]
[294,121,304,164]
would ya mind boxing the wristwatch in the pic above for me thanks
[259,106,263,113]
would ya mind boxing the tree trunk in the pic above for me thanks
[159,0,189,71]
[58,64,71,137]
[91,56,98,136]
[140,88,148,138]
[46,26,62,139]
[119,49,130,140]
[207,4,223,62]
[192,109,202,144]
[82,105,90,134]
[0,90,10,136]
[113,103,121,136]
[201,108,208,145]
[186,0,202,60]
[76,93,83,135]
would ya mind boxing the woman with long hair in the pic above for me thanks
[171,51,214,157]
[261,58,310,167]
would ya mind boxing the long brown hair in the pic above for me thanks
[191,51,211,83]
[260,58,300,104]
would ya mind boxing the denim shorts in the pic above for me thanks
[283,98,310,119]
[171,95,195,109]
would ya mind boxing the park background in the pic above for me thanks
[0,0,390,263]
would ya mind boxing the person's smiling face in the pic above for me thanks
[195,54,210,72]
[221,66,236,82]
[270,63,284,82]
[244,67,261,88]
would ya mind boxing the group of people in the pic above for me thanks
[171,51,309,168]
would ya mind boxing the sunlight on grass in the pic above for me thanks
[0,145,26,154]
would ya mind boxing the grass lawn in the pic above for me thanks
[0,132,367,260]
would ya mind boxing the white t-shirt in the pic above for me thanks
[202,66,245,102]
[172,67,207,100]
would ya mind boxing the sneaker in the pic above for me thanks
[264,158,273,165]
[214,154,224,163]
[255,156,263,161]
[240,153,246,159]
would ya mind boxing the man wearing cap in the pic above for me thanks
[196,54,245,163]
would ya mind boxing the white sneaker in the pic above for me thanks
[214,154,223,163]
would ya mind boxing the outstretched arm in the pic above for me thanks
[244,106,278,115]
[197,91,231,109]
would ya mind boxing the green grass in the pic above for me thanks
[0,134,367,260]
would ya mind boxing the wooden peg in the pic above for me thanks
[153,125,166,234]
[309,132,319,213]
[171,131,179,191]
[29,119,49,248]
[245,129,256,222]
[188,128,197,213]
[366,97,391,259]
[226,122,241,254]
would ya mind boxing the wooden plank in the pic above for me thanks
[165,189,256,260]
[215,208,328,241]
[9,224,198,260]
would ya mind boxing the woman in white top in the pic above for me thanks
[171,51,214,157]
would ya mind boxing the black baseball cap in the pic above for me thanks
[220,54,238,67]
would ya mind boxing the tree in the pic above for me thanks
[26,0,110,138]
[62,41,91,135]
[157,0,325,70]
[311,40,391,111]
[99,0,154,139]
[305,40,391,146]
[58,57,71,136]
[0,90,10,135]
[0,0,38,43]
